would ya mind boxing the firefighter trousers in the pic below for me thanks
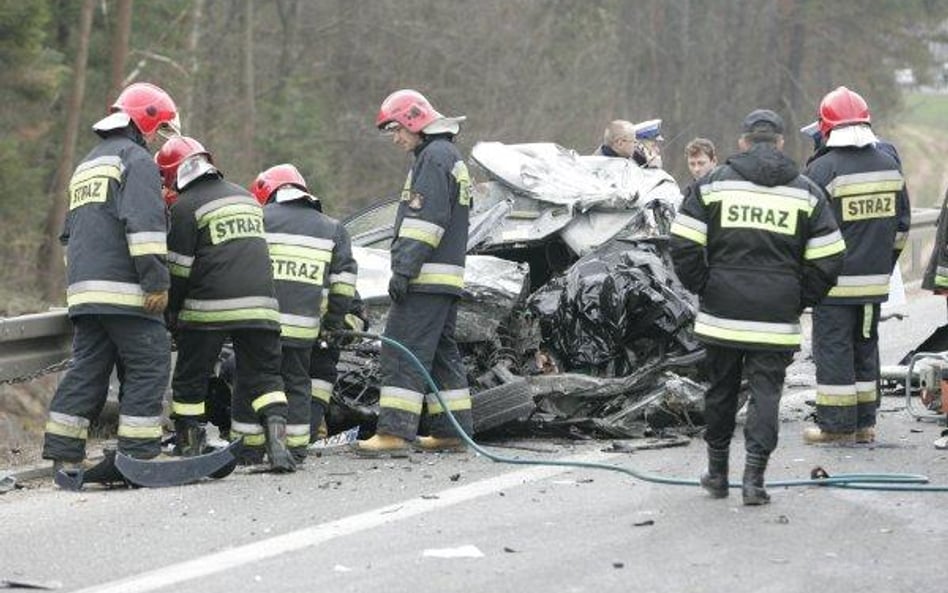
[308,342,339,440]
[812,303,880,432]
[172,328,287,452]
[43,314,170,462]
[703,344,793,456]
[377,293,472,441]
[280,344,313,453]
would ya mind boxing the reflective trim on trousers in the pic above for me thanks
[117,415,163,439]
[286,423,311,448]
[815,383,857,407]
[172,400,206,417]
[44,411,90,440]
[231,420,266,447]
[251,391,288,413]
[311,378,333,404]
[425,388,472,414]
[379,385,424,415]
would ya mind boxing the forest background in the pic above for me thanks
[3,0,948,314]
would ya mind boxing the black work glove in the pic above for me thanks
[388,273,410,303]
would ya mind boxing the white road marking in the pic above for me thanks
[72,450,614,593]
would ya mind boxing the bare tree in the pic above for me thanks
[242,0,256,171]
[40,0,96,303]
[108,0,133,103]
[184,0,206,135]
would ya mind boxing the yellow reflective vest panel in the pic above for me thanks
[263,199,357,346]
[804,145,910,305]
[62,130,169,319]
[670,144,845,351]
[167,175,280,331]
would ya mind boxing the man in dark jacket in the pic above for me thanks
[43,83,179,477]
[157,136,294,472]
[353,89,473,456]
[802,87,911,445]
[250,163,357,463]
[670,109,845,505]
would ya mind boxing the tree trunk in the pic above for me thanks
[184,0,206,135]
[242,0,256,171]
[108,0,133,102]
[40,0,95,304]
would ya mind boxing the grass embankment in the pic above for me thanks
[888,92,948,208]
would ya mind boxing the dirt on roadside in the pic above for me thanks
[0,376,56,469]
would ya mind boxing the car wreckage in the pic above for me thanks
[316,142,710,441]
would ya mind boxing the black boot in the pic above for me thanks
[265,415,296,473]
[742,452,770,506]
[173,419,207,457]
[699,446,729,498]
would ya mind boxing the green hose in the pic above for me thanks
[344,330,948,492]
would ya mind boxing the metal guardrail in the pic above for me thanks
[0,207,942,385]
[0,310,73,384]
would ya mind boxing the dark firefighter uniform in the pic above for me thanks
[309,293,369,440]
[43,127,170,463]
[378,135,473,440]
[263,196,357,458]
[804,145,910,434]
[167,173,287,458]
[670,143,845,458]
[922,187,948,296]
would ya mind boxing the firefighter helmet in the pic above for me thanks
[155,136,212,189]
[250,164,308,205]
[111,82,180,137]
[375,89,443,133]
[818,86,870,137]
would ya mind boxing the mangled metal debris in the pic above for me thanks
[211,142,706,440]
[309,141,706,440]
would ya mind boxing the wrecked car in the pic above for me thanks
[324,142,709,440]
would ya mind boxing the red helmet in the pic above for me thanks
[818,86,870,137]
[155,136,211,189]
[250,163,308,205]
[111,82,180,137]
[375,89,442,133]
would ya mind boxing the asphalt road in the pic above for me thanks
[2,288,948,593]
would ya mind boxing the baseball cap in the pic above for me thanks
[742,109,784,134]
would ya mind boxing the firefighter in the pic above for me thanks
[250,164,357,463]
[802,87,911,444]
[670,109,845,505]
[922,187,948,302]
[157,136,295,472]
[43,82,179,474]
[353,89,473,456]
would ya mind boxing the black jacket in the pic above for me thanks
[167,173,279,332]
[391,135,471,296]
[670,143,845,350]
[804,143,910,305]
[263,198,357,346]
[61,128,169,320]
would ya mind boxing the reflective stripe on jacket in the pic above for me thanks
[670,143,845,351]
[61,130,169,319]
[167,175,279,331]
[263,199,357,345]
[804,145,910,304]
[391,136,471,296]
